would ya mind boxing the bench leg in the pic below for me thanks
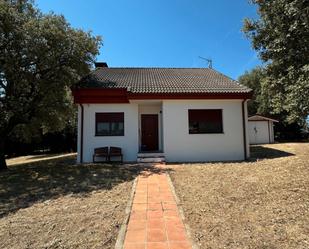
[108,155,123,163]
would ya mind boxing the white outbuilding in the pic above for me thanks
[248,115,279,144]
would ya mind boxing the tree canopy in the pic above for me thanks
[238,66,267,115]
[243,0,309,124]
[0,0,102,169]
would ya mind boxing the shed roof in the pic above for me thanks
[248,115,279,122]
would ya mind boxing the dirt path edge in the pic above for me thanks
[166,171,200,249]
[114,177,138,249]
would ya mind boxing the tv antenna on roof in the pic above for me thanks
[198,56,213,69]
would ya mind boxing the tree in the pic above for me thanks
[238,66,268,115]
[0,0,102,170]
[243,0,309,124]
[239,66,307,141]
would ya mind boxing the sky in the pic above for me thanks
[36,0,262,80]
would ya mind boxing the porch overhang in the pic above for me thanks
[72,88,129,103]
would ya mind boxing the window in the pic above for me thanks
[188,109,223,134]
[95,112,124,136]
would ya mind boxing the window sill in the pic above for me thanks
[95,134,125,137]
[189,132,224,135]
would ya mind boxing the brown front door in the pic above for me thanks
[141,114,159,151]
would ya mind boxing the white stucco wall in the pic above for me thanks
[162,100,247,162]
[77,103,139,163]
[249,120,274,144]
[77,99,250,163]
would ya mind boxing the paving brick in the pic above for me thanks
[127,220,147,230]
[165,219,184,229]
[124,242,145,249]
[146,242,168,249]
[147,229,167,242]
[166,227,187,241]
[147,218,165,229]
[147,210,163,219]
[169,242,192,249]
[130,210,147,220]
[125,229,146,243]
[132,203,147,211]
[163,210,179,218]
[162,203,177,210]
[148,203,162,211]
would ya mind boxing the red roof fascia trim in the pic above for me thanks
[72,88,253,103]
[127,92,253,100]
[72,88,129,103]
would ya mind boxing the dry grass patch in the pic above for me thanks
[0,156,141,249]
[6,153,77,166]
[169,143,309,249]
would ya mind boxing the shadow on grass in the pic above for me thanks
[167,145,296,166]
[250,145,295,160]
[0,156,172,218]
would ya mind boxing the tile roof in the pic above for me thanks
[77,67,252,94]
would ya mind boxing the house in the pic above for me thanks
[248,115,279,144]
[72,63,253,163]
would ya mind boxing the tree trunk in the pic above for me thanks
[0,139,8,171]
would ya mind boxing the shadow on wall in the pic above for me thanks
[250,145,295,160]
[0,156,172,218]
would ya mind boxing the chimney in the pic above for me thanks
[94,62,108,68]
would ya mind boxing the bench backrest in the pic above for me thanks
[94,147,108,155]
[110,146,122,155]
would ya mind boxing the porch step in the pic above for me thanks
[137,157,165,163]
[137,152,164,158]
[137,153,165,163]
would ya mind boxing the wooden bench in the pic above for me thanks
[109,146,123,163]
[93,147,109,163]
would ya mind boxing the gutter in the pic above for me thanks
[79,104,84,163]
[242,99,248,160]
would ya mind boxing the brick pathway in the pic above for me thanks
[123,165,193,249]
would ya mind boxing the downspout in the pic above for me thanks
[79,104,84,163]
[242,99,248,160]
